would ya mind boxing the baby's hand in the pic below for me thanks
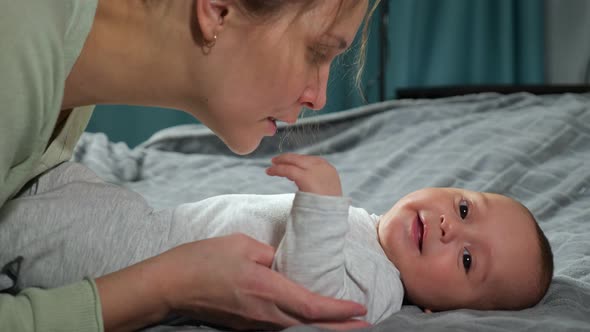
[266,153,342,196]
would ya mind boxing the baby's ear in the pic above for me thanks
[423,308,432,314]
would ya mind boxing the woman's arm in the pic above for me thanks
[96,234,368,331]
[0,234,366,332]
[95,258,168,332]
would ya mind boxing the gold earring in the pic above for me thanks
[202,34,217,55]
[205,34,217,49]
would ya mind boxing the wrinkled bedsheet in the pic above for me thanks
[75,93,590,331]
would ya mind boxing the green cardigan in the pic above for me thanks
[0,0,102,330]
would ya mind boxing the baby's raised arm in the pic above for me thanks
[266,154,355,310]
[266,153,342,196]
[266,153,401,324]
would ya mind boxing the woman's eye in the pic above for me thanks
[462,248,472,273]
[308,46,330,64]
[459,199,469,219]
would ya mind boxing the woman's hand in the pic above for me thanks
[96,234,367,331]
[266,153,343,196]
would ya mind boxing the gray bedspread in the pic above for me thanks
[74,93,590,331]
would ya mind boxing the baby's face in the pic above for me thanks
[377,188,541,311]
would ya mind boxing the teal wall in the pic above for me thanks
[384,0,545,96]
[86,0,544,147]
[85,106,197,148]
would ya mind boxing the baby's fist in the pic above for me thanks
[266,153,342,196]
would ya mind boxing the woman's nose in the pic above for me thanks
[299,66,329,111]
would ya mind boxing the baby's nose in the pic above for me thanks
[439,215,454,243]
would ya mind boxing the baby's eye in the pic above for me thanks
[459,199,469,219]
[462,248,472,273]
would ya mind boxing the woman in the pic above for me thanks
[0,0,376,330]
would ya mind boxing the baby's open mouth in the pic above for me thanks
[417,215,424,252]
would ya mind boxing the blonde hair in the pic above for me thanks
[144,0,382,101]
[233,0,382,95]
[356,0,381,93]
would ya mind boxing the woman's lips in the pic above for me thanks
[266,117,277,136]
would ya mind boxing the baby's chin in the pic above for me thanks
[413,297,520,312]
[404,291,489,312]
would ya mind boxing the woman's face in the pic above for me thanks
[196,1,368,155]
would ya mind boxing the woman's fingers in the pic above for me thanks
[241,239,367,326]
[255,265,367,322]
[246,236,276,266]
[142,234,367,330]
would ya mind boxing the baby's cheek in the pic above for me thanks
[418,257,458,291]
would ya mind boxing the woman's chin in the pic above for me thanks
[225,137,261,156]
[230,147,256,156]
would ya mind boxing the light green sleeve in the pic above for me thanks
[0,279,103,332]
[0,0,97,207]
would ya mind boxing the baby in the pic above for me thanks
[171,153,554,324]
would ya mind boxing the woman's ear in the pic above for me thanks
[195,0,229,43]
[424,308,432,314]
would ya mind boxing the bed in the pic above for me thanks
[74,92,590,331]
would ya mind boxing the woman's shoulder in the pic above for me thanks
[1,0,69,40]
[0,0,98,207]
[0,0,98,79]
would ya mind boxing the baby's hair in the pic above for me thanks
[526,205,554,304]
[509,200,554,310]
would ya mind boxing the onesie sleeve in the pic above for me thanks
[272,192,351,298]
[0,279,103,332]
[273,192,404,324]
